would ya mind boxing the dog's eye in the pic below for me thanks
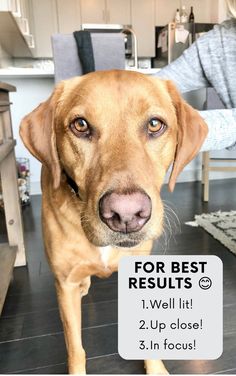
[148,118,166,137]
[70,117,90,137]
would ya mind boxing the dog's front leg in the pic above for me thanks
[56,277,91,374]
[144,359,169,374]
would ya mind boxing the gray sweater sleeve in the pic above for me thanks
[155,21,236,151]
[156,42,210,93]
[200,109,236,151]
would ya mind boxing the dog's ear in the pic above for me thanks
[20,83,64,190]
[166,80,208,192]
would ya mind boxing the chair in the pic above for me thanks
[202,88,236,201]
[51,33,125,83]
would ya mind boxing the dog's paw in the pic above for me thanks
[144,360,169,375]
[68,352,86,374]
[68,365,86,375]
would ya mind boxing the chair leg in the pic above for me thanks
[202,151,210,202]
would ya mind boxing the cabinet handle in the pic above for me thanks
[107,10,110,23]
[21,18,30,35]
[27,34,35,49]
[102,9,105,21]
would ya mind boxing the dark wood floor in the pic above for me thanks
[0,179,236,374]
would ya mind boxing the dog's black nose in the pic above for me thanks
[99,190,151,233]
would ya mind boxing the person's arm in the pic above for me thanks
[156,41,210,93]
[200,109,236,151]
[155,24,236,151]
[156,21,230,93]
[157,62,236,150]
[157,60,236,150]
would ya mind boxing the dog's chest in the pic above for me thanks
[98,246,113,268]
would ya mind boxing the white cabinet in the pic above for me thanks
[131,0,155,57]
[30,0,81,57]
[177,0,212,23]
[80,0,106,24]
[0,0,21,16]
[19,0,30,32]
[81,0,131,25]
[0,0,31,28]
[106,0,131,25]
[0,0,34,54]
[155,0,224,26]
[27,0,157,59]
[17,0,34,47]
[185,0,226,23]
[30,0,58,57]
[56,0,81,33]
[155,0,179,25]
[217,0,227,23]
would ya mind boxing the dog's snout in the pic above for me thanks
[99,191,152,233]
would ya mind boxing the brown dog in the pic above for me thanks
[20,70,207,374]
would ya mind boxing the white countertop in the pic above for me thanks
[126,67,160,75]
[0,67,54,78]
[0,66,160,78]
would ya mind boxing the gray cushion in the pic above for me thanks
[51,33,125,83]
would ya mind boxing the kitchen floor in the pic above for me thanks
[0,179,236,374]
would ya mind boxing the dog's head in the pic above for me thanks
[20,70,207,248]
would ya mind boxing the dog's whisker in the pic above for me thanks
[163,203,181,233]
[163,201,181,228]
[158,228,168,255]
[155,203,180,255]
[163,214,176,243]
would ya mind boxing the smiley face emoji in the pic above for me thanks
[199,276,212,290]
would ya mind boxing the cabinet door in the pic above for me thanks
[31,0,58,57]
[131,0,155,57]
[106,0,131,25]
[155,0,179,26]
[56,0,81,33]
[80,0,106,24]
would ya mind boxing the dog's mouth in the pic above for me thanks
[115,240,140,248]
[81,213,148,248]
[91,225,148,248]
